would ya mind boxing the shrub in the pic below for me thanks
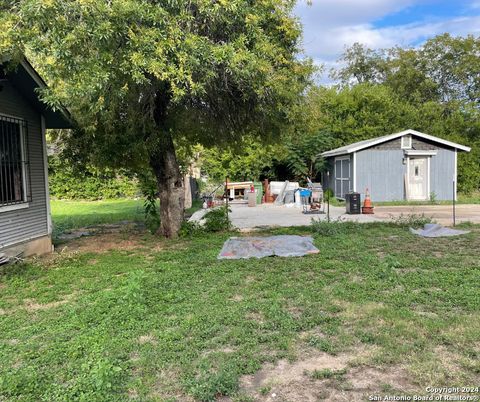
[310,217,358,236]
[179,221,203,237]
[389,213,432,227]
[141,186,160,235]
[49,155,139,200]
[180,206,233,237]
[203,206,232,232]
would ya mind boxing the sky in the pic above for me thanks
[294,0,480,82]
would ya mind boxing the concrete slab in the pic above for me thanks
[190,203,480,231]
[228,203,378,230]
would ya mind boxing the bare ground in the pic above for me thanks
[235,346,417,401]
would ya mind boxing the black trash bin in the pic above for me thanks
[345,192,361,214]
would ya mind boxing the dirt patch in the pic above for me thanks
[286,305,303,319]
[0,293,78,315]
[127,388,139,399]
[20,292,78,313]
[23,298,70,312]
[151,369,195,402]
[238,346,417,401]
[246,311,265,324]
[129,352,140,363]
[61,232,145,254]
[339,301,385,321]
[138,334,158,345]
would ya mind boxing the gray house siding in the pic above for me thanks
[0,80,49,250]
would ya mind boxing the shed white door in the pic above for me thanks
[408,157,428,200]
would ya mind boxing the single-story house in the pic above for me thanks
[1,58,71,257]
[321,129,471,202]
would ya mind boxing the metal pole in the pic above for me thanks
[453,179,456,227]
[327,171,330,222]
[225,176,229,229]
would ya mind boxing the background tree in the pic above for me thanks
[200,139,284,183]
[332,34,480,106]
[325,35,480,193]
[1,0,311,237]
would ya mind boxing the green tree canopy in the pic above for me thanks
[332,34,480,105]
[1,0,311,236]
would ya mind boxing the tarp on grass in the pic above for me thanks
[218,235,319,259]
[410,223,470,238]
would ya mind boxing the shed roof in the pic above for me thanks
[321,129,471,157]
[1,58,72,129]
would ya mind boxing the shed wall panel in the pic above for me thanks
[430,149,455,200]
[355,150,406,202]
[0,80,48,250]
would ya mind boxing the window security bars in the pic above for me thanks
[0,115,31,207]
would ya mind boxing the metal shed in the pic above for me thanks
[321,129,471,202]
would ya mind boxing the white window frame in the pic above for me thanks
[401,135,412,149]
[0,114,30,212]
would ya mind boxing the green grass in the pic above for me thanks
[1,208,479,400]
[458,191,480,204]
[51,198,203,240]
[51,199,145,234]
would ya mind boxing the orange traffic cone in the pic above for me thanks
[362,188,374,214]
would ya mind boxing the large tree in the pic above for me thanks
[1,0,311,237]
[332,34,480,106]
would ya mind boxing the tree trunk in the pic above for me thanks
[150,131,185,238]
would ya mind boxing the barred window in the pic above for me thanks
[0,115,30,208]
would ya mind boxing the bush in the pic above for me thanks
[310,217,358,236]
[180,206,233,237]
[203,206,232,232]
[179,221,203,237]
[48,155,139,200]
[389,213,433,227]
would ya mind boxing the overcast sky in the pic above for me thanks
[294,0,480,82]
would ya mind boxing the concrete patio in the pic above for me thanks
[190,203,480,230]
[228,203,376,230]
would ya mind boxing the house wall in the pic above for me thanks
[0,80,50,254]
[354,136,456,202]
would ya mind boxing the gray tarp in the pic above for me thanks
[410,223,470,238]
[218,235,319,259]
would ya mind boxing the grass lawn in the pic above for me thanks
[51,198,202,240]
[50,199,145,236]
[0,204,479,401]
